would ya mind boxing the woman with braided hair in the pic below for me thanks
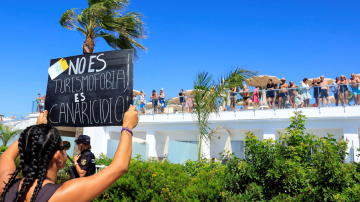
[0,105,139,202]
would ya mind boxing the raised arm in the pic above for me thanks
[0,110,50,193]
[0,140,20,194]
[50,106,139,202]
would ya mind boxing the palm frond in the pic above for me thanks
[99,31,146,59]
[88,0,129,10]
[60,0,147,58]
[116,12,146,39]
[59,8,78,30]
[0,124,22,146]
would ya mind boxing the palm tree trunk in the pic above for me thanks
[77,37,94,156]
[83,37,95,54]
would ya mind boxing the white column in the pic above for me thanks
[201,137,211,159]
[83,127,108,157]
[146,130,157,158]
[343,127,359,163]
[263,128,276,140]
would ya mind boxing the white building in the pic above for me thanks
[4,106,360,163]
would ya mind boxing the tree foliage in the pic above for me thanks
[0,124,22,147]
[60,0,147,56]
[192,68,256,160]
[222,111,360,201]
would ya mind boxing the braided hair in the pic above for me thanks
[1,124,62,202]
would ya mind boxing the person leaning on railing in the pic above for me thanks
[266,79,275,109]
[337,75,349,106]
[300,78,312,108]
[159,88,166,114]
[330,77,339,106]
[150,90,159,114]
[312,78,321,107]
[278,78,288,109]
[229,86,237,111]
[0,106,139,202]
[349,73,360,106]
[178,89,185,113]
[139,91,146,115]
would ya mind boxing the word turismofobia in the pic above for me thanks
[45,50,134,127]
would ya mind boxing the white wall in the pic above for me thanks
[4,107,360,162]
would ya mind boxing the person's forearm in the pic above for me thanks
[1,140,19,162]
[109,128,133,173]
[75,165,86,177]
[0,140,19,173]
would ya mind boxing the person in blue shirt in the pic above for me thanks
[330,77,339,106]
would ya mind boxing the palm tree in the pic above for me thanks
[60,0,147,57]
[192,68,256,161]
[0,124,22,147]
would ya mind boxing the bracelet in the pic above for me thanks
[121,127,133,138]
[74,163,79,166]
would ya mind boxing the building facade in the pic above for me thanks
[3,106,360,163]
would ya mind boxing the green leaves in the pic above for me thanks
[59,9,78,30]
[93,157,226,201]
[192,68,257,162]
[0,124,22,147]
[59,0,146,57]
[221,112,360,201]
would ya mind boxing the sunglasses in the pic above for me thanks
[60,141,71,151]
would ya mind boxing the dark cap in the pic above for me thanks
[75,135,90,145]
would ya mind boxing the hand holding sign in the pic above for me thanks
[37,110,48,125]
[122,105,139,130]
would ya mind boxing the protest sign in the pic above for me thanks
[45,49,133,127]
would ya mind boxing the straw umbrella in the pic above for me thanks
[167,104,183,111]
[246,75,281,88]
[163,136,170,155]
[184,89,195,96]
[133,90,141,96]
[145,102,157,108]
[169,97,181,105]
[307,78,334,86]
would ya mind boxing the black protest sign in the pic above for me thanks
[45,49,133,127]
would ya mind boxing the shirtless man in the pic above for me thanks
[319,75,330,107]
[278,78,289,109]
[312,78,321,107]
[150,90,159,114]
[349,73,360,105]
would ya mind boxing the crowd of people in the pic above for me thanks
[228,73,360,110]
[265,73,360,109]
[135,73,359,114]
[133,89,196,115]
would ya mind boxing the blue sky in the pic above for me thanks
[0,0,359,117]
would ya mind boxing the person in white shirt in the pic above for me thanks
[300,78,312,108]
[139,91,146,114]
